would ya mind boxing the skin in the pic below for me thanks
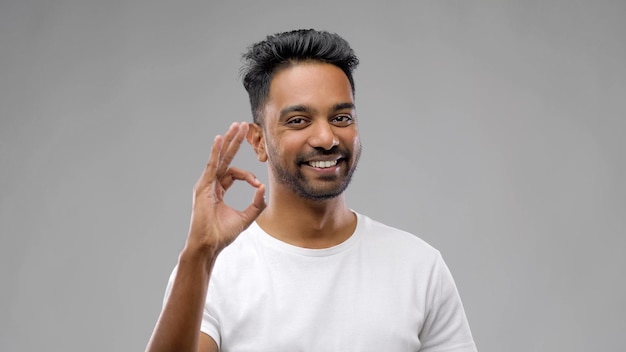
[145,62,360,352]
[249,62,361,248]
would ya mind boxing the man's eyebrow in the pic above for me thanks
[331,102,355,112]
[279,105,316,119]
[279,102,355,119]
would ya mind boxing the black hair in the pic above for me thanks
[241,29,359,124]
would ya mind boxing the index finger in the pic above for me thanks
[195,133,224,189]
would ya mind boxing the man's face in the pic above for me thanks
[258,62,361,201]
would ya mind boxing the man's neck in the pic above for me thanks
[256,189,357,249]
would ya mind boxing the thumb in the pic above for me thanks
[240,184,266,228]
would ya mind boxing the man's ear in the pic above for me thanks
[246,123,268,162]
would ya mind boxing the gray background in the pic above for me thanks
[1,0,624,351]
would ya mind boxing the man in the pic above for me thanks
[146,29,477,352]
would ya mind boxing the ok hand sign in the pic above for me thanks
[185,122,266,270]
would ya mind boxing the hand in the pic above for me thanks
[185,122,266,266]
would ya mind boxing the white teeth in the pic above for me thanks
[308,160,338,168]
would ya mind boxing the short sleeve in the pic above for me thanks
[419,253,477,352]
[200,299,221,347]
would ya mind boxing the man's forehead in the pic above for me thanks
[266,62,354,108]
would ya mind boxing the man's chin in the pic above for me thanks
[301,192,342,201]
[293,182,351,201]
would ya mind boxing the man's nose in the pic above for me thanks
[308,120,339,150]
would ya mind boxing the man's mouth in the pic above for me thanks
[307,160,339,169]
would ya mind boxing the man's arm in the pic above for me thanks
[145,122,266,352]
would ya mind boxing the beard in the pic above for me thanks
[268,144,361,201]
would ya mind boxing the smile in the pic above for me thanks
[308,160,338,168]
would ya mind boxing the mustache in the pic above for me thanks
[296,146,350,163]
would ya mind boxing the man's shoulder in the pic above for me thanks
[355,212,440,259]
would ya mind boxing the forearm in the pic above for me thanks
[145,122,264,352]
[145,247,217,352]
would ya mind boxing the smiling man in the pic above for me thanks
[146,29,477,352]
[256,62,360,203]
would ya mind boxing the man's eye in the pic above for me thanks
[287,117,305,125]
[332,115,353,125]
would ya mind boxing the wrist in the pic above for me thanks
[179,243,220,274]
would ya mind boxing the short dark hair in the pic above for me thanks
[241,29,359,124]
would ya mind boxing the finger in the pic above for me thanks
[219,173,235,191]
[216,122,249,176]
[241,183,266,227]
[215,122,239,169]
[219,166,261,190]
[195,134,223,189]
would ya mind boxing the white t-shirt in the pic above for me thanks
[165,212,476,351]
